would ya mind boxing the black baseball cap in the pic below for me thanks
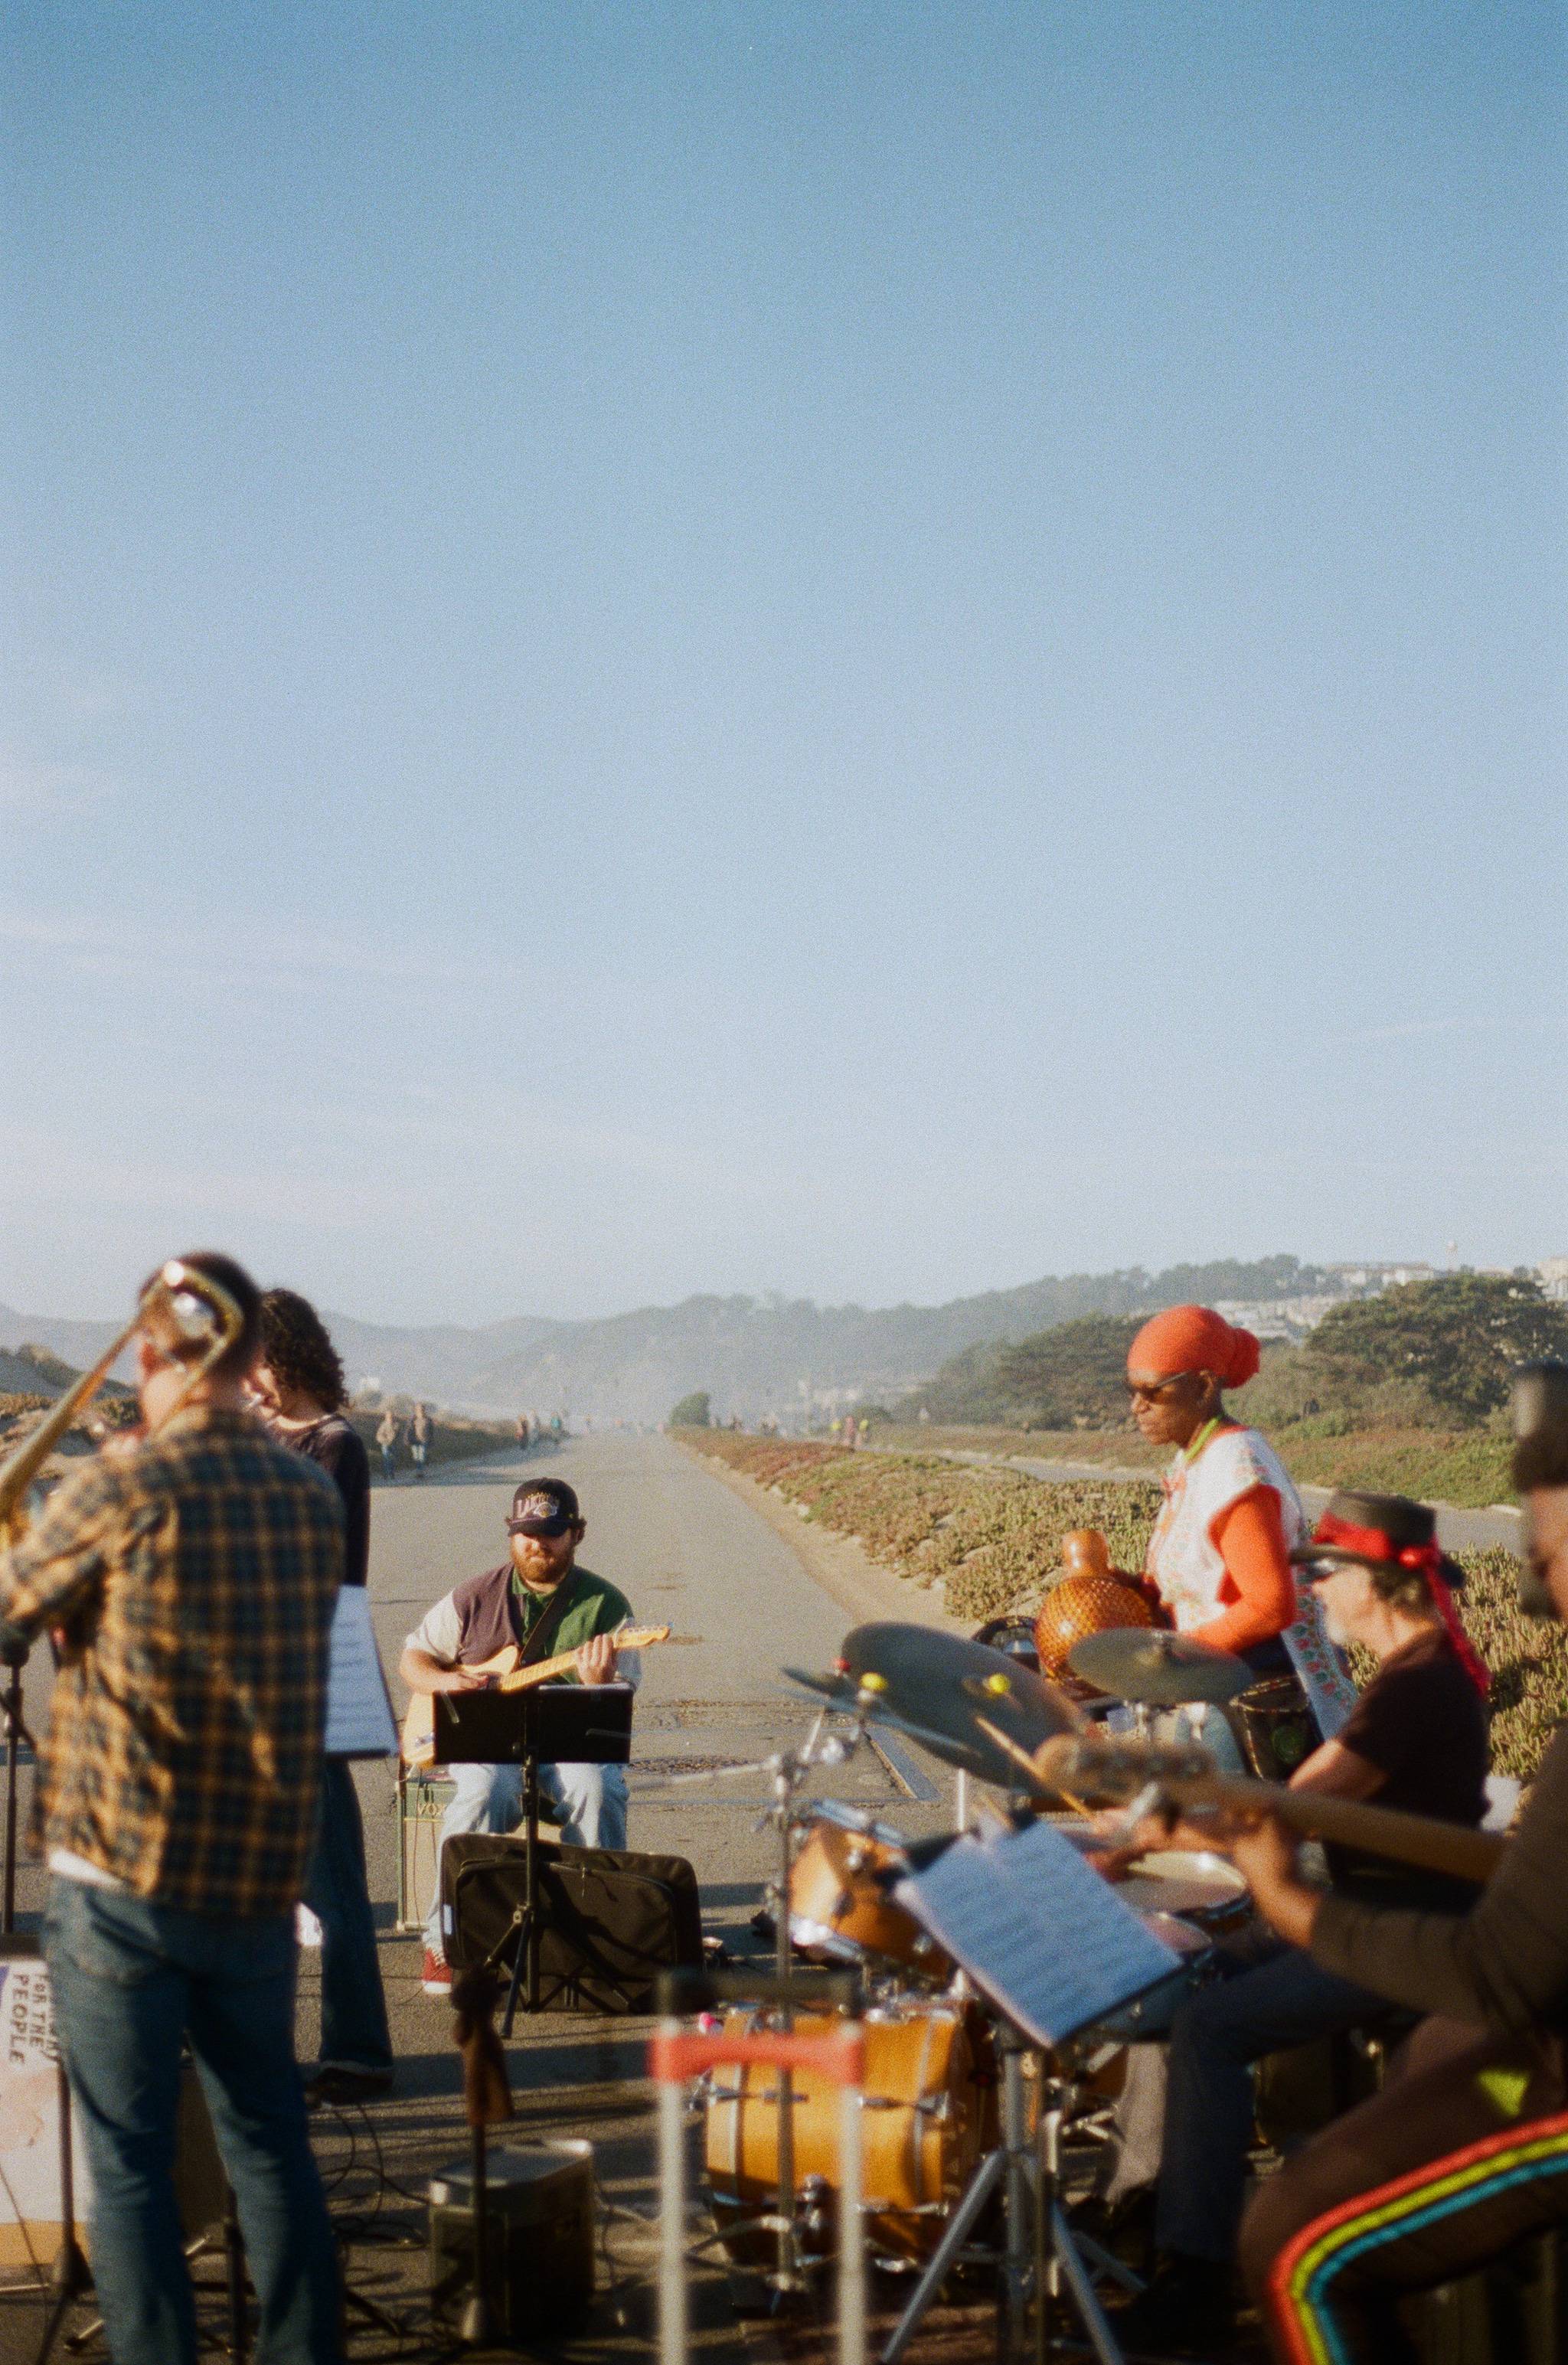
[507,1478,582,1537]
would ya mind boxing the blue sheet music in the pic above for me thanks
[896,1820,1181,2047]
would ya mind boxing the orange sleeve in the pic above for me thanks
[1193,1485,1296,1655]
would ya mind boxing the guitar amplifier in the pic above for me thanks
[429,2138,594,2339]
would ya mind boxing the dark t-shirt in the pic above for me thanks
[1325,1628,1489,1907]
[273,1414,371,1588]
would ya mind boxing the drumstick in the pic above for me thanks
[974,1718,1072,1800]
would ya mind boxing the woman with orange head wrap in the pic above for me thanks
[1125,1304,1354,1747]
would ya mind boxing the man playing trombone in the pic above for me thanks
[0,1253,345,2365]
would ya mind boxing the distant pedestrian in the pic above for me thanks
[375,1406,399,1479]
[410,1402,430,1480]
[515,1413,530,1452]
[843,1415,857,1450]
[858,1419,873,1450]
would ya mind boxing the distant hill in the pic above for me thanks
[0,1341,94,1399]
[1,1256,1332,1426]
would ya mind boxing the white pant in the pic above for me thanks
[426,1758,629,1952]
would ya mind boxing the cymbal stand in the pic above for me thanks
[759,1707,858,2303]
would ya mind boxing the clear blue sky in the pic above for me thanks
[3,2,1563,1326]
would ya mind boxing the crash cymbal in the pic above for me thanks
[785,1619,1084,1788]
[1067,1627,1251,1707]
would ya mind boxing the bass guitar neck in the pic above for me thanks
[1031,1733,1505,1886]
[1154,1769,1504,1886]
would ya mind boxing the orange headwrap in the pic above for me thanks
[1127,1304,1260,1391]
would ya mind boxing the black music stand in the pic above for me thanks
[433,1683,634,2034]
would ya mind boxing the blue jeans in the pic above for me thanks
[302,1759,391,2074]
[45,1879,341,2365]
[1157,1929,1387,2261]
[425,1758,629,1952]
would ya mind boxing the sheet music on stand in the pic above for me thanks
[896,1819,1181,2049]
[323,1586,398,1759]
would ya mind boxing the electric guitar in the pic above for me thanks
[400,1626,674,1769]
[978,1723,1508,1887]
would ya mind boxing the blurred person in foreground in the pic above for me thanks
[0,1253,343,2365]
[1225,1363,1568,2363]
[251,1289,394,2105]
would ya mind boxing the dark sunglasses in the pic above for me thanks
[1125,1371,1198,1403]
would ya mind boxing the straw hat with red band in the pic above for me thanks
[1126,1304,1261,1391]
[1291,1489,1489,1697]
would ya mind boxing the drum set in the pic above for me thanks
[681,1606,1261,2364]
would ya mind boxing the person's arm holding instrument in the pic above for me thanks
[397,1591,488,1696]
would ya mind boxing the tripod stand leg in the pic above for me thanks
[999,2040,1034,2365]
[33,2054,90,2365]
[1047,2204,1124,2365]
[880,2149,1005,2365]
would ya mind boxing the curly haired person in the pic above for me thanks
[251,1290,394,2104]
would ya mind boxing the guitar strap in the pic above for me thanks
[514,1569,586,1670]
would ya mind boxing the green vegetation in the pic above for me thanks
[668,1389,712,1428]
[904,1276,1567,1508]
[1303,1275,1568,1424]
[678,1431,1566,1779]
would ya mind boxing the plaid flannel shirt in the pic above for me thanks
[0,1406,343,1918]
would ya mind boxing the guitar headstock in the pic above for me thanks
[1036,1730,1216,1803]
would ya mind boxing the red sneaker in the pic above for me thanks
[421,1948,452,1998]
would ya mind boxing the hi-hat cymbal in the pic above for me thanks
[784,1619,1084,1788]
[1067,1627,1251,1707]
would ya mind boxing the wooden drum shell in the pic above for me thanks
[704,2006,983,2263]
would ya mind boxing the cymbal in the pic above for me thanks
[1067,1628,1251,1707]
[783,1619,1084,1788]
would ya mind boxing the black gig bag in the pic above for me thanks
[441,1833,704,2014]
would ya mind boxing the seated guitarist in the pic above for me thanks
[1112,1491,1491,2355]
[399,1476,639,1998]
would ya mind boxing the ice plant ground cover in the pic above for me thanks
[680,1434,1567,1781]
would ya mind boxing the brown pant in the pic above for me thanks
[1239,2016,1568,2363]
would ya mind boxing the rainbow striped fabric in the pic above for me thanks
[1269,2105,1568,2365]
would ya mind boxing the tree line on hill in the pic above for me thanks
[910,1274,1568,1436]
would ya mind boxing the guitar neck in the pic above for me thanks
[499,1646,590,1693]
[1167,1770,1505,1886]
[495,1627,668,1695]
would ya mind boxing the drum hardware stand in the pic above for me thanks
[880,2021,1135,2365]
[658,1713,865,2307]
[759,1707,860,2303]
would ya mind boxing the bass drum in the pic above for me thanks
[787,1807,951,1981]
[704,2004,983,2264]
